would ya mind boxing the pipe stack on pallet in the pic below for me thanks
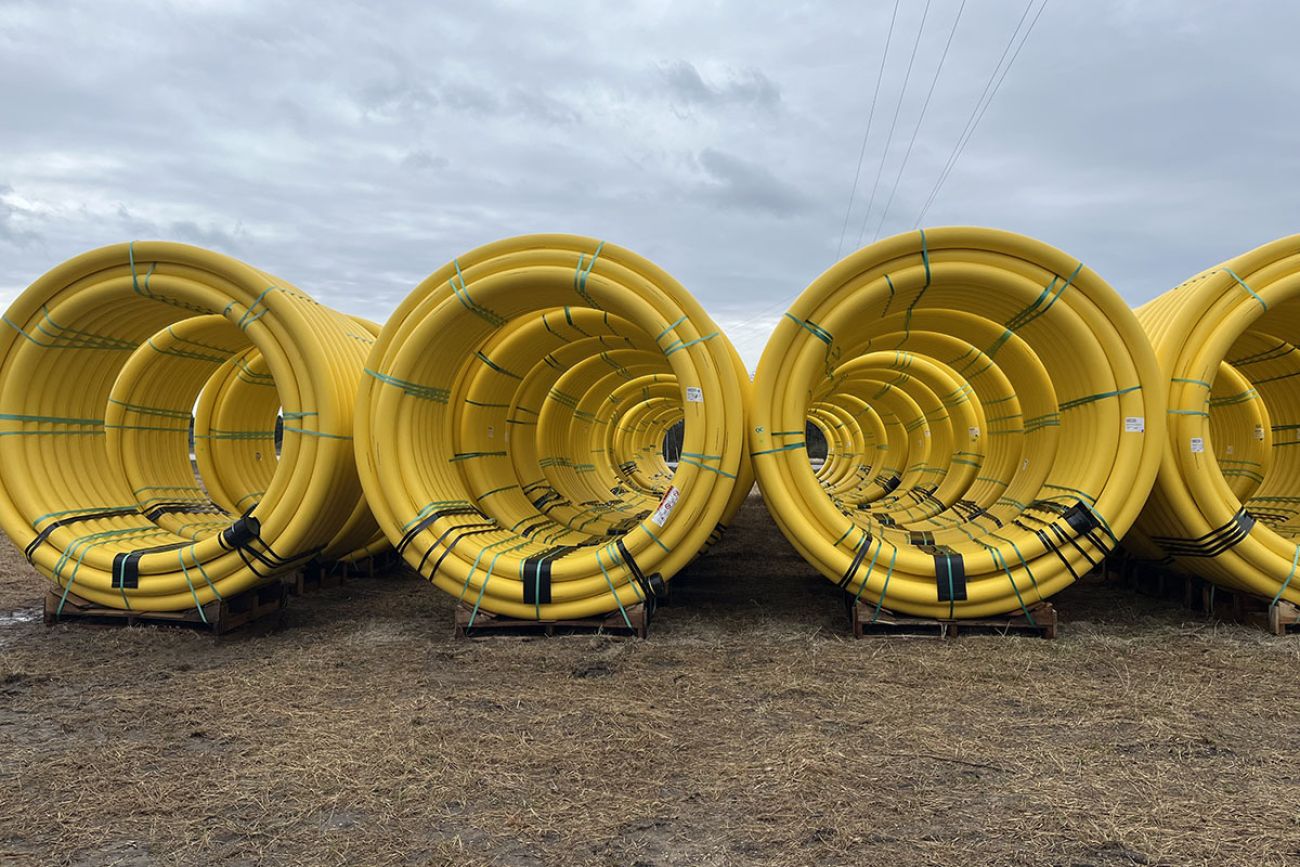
[2,228,1299,637]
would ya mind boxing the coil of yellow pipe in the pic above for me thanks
[750,227,1165,618]
[355,234,751,622]
[1129,235,1300,604]
[0,242,375,612]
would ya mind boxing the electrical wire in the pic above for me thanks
[854,0,934,249]
[835,0,903,261]
[913,0,1050,227]
[870,0,968,242]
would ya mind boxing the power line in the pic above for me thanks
[853,0,934,250]
[834,0,902,261]
[909,0,1050,227]
[870,0,967,243]
[909,0,1029,228]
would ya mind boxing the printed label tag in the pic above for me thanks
[685,386,703,403]
[1190,437,1205,453]
[969,426,980,439]
[1255,424,1265,441]
[923,429,930,437]
[651,485,680,527]
[487,425,495,439]
[1124,416,1145,433]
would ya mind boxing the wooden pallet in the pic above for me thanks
[455,602,650,639]
[1201,584,1300,636]
[284,564,344,596]
[1124,565,1203,610]
[851,600,1057,639]
[43,581,286,635]
[1119,561,1300,635]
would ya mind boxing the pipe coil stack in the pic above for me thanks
[1128,235,1300,605]
[0,242,384,613]
[750,227,1165,618]
[355,234,751,623]
[8,228,1300,626]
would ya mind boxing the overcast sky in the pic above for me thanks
[2,0,1297,366]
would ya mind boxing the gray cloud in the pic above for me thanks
[0,0,1297,367]
[661,61,781,110]
[696,148,811,216]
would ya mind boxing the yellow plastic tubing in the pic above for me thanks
[355,234,751,622]
[1128,235,1300,605]
[0,242,379,611]
[750,227,1165,618]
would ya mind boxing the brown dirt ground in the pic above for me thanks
[1,491,1299,867]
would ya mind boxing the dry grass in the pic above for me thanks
[2,492,1299,866]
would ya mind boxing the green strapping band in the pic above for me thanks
[1058,384,1140,412]
[1222,267,1267,311]
[0,412,103,426]
[678,457,738,479]
[364,368,450,403]
[663,331,719,357]
[751,441,807,457]
[919,228,930,287]
[475,351,522,379]
[237,286,278,330]
[107,399,191,419]
[656,315,687,341]
[1270,547,1300,606]
[283,426,352,440]
[450,259,507,327]
[573,242,605,309]
[783,313,833,346]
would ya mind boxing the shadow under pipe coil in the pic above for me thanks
[750,227,1165,619]
[0,242,377,612]
[355,234,751,623]
[1128,235,1300,604]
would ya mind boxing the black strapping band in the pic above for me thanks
[111,542,190,589]
[25,509,134,563]
[934,552,967,602]
[837,532,874,589]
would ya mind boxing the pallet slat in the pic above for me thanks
[43,581,286,635]
[851,600,1057,639]
[455,603,650,639]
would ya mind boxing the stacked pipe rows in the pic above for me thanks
[2,229,1299,621]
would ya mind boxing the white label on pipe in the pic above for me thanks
[685,386,703,403]
[651,485,680,527]
[969,426,980,439]
[1255,424,1265,440]
[923,429,930,437]
[1124,416,1145,433]
[1190,437,1205,453]
[487,425,495,439]
[1225,444,1235,455]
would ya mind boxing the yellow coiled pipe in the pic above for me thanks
[0,242,375,611]
[750,227,1165,618]
[1129,235,1300,604]
[355,234,751,622]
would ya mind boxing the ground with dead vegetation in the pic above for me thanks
[1,491,1298,866]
